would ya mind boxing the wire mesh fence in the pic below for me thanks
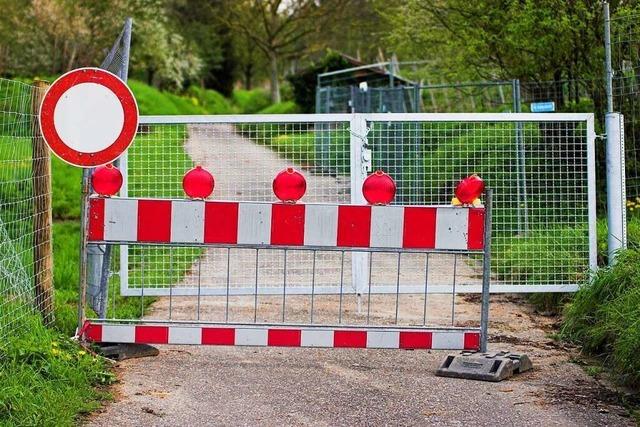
[113,114,595,298]
[0,78,52,341]
[317,81,518,114]
[610,10,640,203]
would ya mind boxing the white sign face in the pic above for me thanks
[53,82,125,153]
[39,68,139,167]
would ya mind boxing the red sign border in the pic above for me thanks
[39,67,139,168]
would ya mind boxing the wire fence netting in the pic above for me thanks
[109,117,593,299]
[0,78,52,341]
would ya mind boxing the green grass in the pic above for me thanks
[561,248,640,389]
[0,315,115,426]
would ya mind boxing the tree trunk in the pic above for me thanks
[244,62,253,90]
[269,52,281,103]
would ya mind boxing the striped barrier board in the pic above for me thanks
[82,322,481,350]
[88,197,485,251]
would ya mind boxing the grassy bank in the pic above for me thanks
[562,248,640,390]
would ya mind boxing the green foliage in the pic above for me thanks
[0,315,114,426]
[129,80,205,115]
[51,158,82,220]
[493,226,590,284]
[562,249,640,389]
[232,88,272,114]
[186,86,235,114]
[258,101,299,114]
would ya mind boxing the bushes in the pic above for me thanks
[562,249,640,389]
[259,101,299,114]
[232,88,271,113]
[186,86,234,114]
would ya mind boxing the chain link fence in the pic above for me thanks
[0,78,52,341]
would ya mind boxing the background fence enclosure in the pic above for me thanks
[105,113,596,300]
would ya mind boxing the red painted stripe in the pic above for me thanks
[84,323,103,342]
[467,208,485,250]
[333,330,367,348]
[87,198,105,241]
[270,204,305,246]
[399,331,433,349]
[201,327,236,345]
[267,329,302,347]
[135,326,169,344]
[402,207,436,248]
[463,332,481,350]
[137,200,172,242]
[204,202,239,244]
[336,206,371,247]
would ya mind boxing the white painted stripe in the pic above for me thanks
[168,327,201,345]
[300,329,334,347]
[102,324,135,343]
[366,330,399,349]
[237,203,272,245]
[370,206,404,248]
[432,332,464,349]
[104,198,138,242]
[304,204,338,247]
[171,200,205,243]
[435,207,469,250]
[235,328,268,346]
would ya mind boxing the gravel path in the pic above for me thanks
[87,125,634,425]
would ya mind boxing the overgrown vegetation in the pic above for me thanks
[562,249,640,389]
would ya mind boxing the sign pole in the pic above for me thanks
[78,169,91,332]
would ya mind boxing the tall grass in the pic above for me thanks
[0,314,114,426]
[562,249,640,389]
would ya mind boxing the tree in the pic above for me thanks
[224,0,350,103]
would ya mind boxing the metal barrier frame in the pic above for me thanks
[120,113,596,294]
[81,190,494,352]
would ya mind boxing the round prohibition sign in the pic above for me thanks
[39,67,139,168]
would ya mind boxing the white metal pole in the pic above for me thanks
[349,115,370,302]
[606,112,627,263]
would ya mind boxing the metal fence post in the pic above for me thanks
[606,113,627,262]
[350,114,370,299]
[604,2,614,114]
[512,79,528,234]
[480,189,492,352]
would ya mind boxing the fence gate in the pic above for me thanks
[79,112,596,351]
[80,190,492,352]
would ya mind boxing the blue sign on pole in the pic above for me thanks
[530,101,556,113]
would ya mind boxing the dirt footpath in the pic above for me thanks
[87,295,634,427]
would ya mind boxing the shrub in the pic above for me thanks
[232,88,271,113]
[258,101,299,114]
[186,86,234,114]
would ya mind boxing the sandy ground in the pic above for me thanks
[88,125,635,425]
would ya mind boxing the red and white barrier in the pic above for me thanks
[88,197,485,251]
[83,322,480,350]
